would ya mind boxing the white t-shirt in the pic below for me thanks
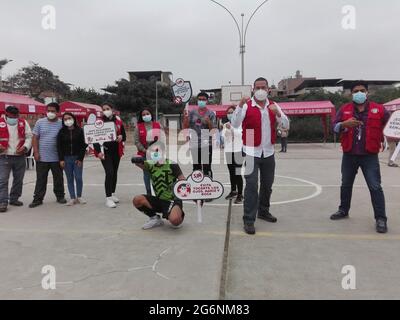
[222,122,243,153]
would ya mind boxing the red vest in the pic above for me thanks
[115,116,125,158]
[0,117,26,150]
[137,121,162,157]
[242,100,277,147]
[340,102,385,154]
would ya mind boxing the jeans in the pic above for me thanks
[191,146,213,178]
[33,161,65,202]
[64,156,83,199]
[243,154,276,224]
[0,156,26,205]
[339,153,387,221]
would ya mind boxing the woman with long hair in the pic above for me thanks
[57,112,87,206]
[94,103,126,208]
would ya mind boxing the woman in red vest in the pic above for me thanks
[331,81,391,233]
[94,103,126,208]
[134,108,163,195]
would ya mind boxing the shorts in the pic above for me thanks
[144,195,185,220]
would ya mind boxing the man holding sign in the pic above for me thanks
[331,81,391,233]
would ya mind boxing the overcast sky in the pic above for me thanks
[1,0,400,93]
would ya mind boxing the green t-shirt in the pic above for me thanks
[144,159,183,201]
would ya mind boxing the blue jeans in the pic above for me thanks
[339,153,386,221]
[64,156,83,199]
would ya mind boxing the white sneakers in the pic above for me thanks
[77,198,87,204]
[67,198,87,206]
[106,197,117,208]
[111,194,120,203]
[142,215,164,230]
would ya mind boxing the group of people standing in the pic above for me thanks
[0,102,126,212]
[0,77,397,235]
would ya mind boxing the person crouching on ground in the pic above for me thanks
[132,142,186,230]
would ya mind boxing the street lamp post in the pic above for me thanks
[210,0,270,85]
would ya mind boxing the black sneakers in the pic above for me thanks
[244,224,256,235]
[258,212,278,223]
[29,201,43,208]
[57,198,67,204]
[234,195,243,204]
[0,204,7,213]
[330,210,349,220]
[9,200,23,207]
[225,191,238,200]
[376,219,388,234]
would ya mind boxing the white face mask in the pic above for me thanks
[47,112,57,120]
[254,89,268,102]
[103,110,113,118]
[64,119,74,127]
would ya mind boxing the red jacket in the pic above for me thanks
[115,116,125,158]
[0,117,26,150]
[340,102,385,154]
[136,121,162,157]
[242,100,277,147]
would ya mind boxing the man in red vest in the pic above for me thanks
[331,81,391,233]
[232,77,289,235]
[0,106,32,212]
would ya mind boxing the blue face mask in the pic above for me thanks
[353,92,367,105]
[227,114,233,121]
[151,152,162,162]
[6,117,18,126]
[143,115,152,123]
[198,101,207,108]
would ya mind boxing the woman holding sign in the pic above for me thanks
[94,103,126,208]
[57,113,87,206]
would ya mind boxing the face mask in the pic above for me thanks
[6,117,18,126]
[143,115,152,123]
[47,112,57,120]
[103,110,113,118]
[198,101,207,108]
[227,114,233,121]
[64,119,74,127]
[254,89,268,102]
[353,92,367,105]
[150,151,162,162]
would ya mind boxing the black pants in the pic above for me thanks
[226,152,244,195]
[281,137,288,152]
[101,152,121,197]
[33,162,65,202]
[191,146,213,178]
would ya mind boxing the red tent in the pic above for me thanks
[186,100,336,141]
[384,98,400,112]
[0,92,46,115]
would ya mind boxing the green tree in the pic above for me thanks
[8,63,70,99]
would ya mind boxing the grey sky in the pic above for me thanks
[1,0,399,93]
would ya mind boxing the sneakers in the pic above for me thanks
[258,211,278,223]
[66,199,78,206]
[142,215,164,230]
[234,195,244,204]
[376,219,388,234]
[330,210,349,220]
[77,198,87,204]
[225,191,238,200]
[0,204,8,213]
[244,223,256,235]
[111,194,120,203]
[106,197,117,208]
[9,200,23,207]
[388,162,399,168]
[57,198,67,204]
[29,201,43,208]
